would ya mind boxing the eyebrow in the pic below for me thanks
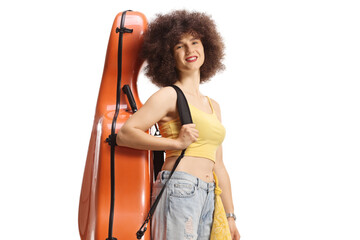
[176,37,200,45]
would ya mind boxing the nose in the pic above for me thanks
[185,44,194,55]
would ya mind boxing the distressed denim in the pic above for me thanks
[151,170,215,240]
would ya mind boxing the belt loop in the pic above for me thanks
[161,171,165,181]
[207,182,213,193]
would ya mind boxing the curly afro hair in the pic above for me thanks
[140,10,225,87]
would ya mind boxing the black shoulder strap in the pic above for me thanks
[171,85,193,125]
[152,85,192,181]
[136,85,192,239]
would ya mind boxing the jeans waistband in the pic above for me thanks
[159,170,215,192]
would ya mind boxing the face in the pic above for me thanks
[173,33,205,73]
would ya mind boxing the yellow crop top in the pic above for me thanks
[159,96,226,162]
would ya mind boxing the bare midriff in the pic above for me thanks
[161,156,215,183]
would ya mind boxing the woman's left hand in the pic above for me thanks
[228,218,240,240]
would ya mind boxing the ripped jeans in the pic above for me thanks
[151,170,215,240]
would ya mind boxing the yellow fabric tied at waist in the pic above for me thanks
[211,171,232,240]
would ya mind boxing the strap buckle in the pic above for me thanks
[136,220,148,239]
[116,27,133,34]
[105,133,117,146]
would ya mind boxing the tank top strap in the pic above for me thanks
[206,96,215,115]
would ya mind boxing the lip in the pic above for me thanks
[185,56,198,62]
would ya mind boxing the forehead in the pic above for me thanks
[177,33,201,43]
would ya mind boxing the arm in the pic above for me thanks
[214,145,235,217]
[116,86,198,150]
[211,98,241,240]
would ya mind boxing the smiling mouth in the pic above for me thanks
[185,56,198,62]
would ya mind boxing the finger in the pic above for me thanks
[183,126,193,134]
[193,132,199,138]
[182,125,195,132]
[183,123,196,128]
[190,133,198,142]
[189,128,199,135]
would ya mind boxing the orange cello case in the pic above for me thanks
[78,11,153,240]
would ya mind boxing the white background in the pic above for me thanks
[1,0,359,239]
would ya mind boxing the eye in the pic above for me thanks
[192,39,201,45]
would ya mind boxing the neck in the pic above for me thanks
[175,70,201,96]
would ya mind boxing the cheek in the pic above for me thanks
[200,56,205,66]
[198,46,204,55]
[174,52,184,63]
[199,49,205,62]
[174,55,182,65]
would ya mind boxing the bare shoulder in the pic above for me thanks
[208,97,222,121]
[145,86,177,110]
[158,86,177,96]
[150,86,177,100]
[141,86,179,124]
[121,86,178,131]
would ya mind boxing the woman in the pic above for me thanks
[116,10,240,240]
